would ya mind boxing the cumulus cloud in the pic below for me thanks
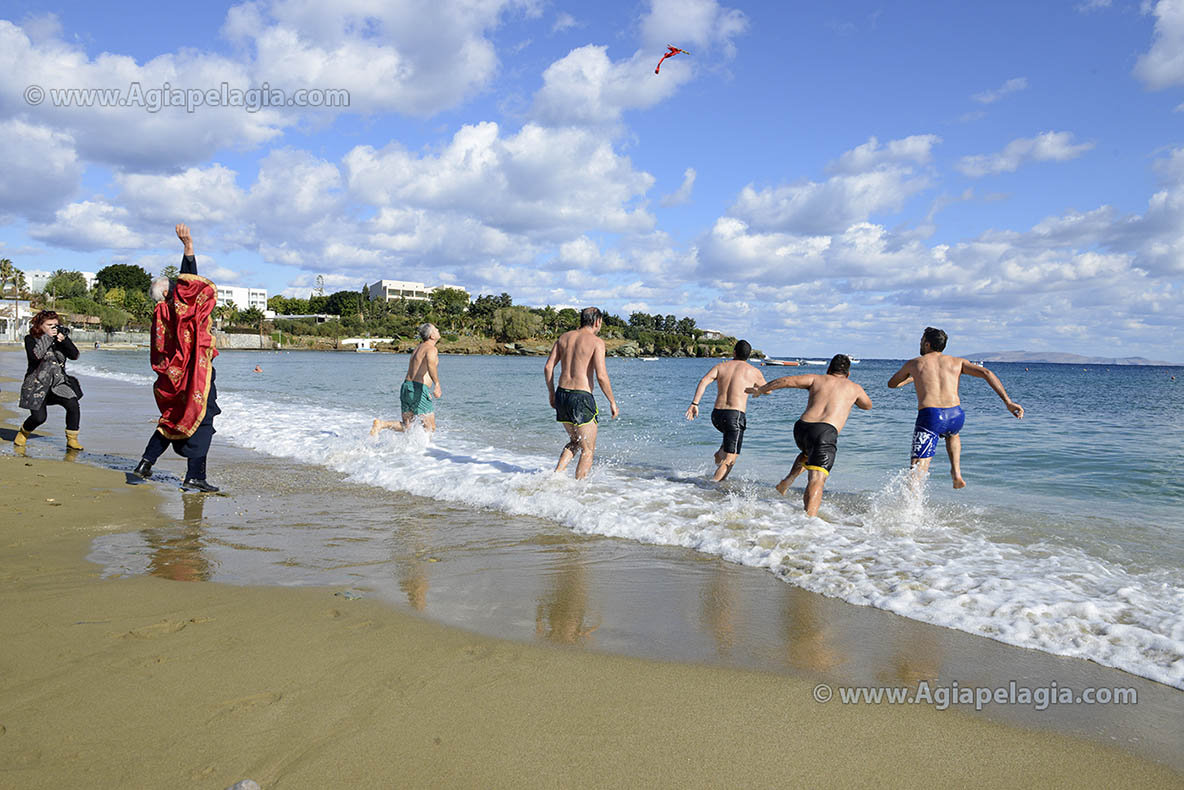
[0,20,285,172]
[661,168,697,206]
[0,119,82,221]
[727,135,938,235]
[1134,0,1184,89]
[639,0,748,56]
[344,122,655,237]
[531,0,746,127]
[222,0,538,118]
[29,200,146,251]
[972,76,1028,104]
[956,131,1094,177]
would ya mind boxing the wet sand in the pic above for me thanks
[1,371,1182,786]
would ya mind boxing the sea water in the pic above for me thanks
[69,351,1184,689]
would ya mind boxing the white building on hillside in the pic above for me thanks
[215,285,268,312]
[24,270,99,293]
[365,280,469,303]
[367,279,434,302]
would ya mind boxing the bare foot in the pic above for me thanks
[370,419,381,437]
[952,475,966,489]
[775,479,790,495]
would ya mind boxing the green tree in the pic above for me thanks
[96,263,151,293]
[557,307,579,332]
[161,264,179,280]
[324,290,360,316]
[492,306,542,342]
[123,289,150,322]
[629,312,654,330]
[240,306,265,329]
[47,270,89,299]
[676,317,696,335]
[663,314,677,333]
[429,287,470,330]
[104,286,127,308]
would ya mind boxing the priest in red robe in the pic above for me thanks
[133,223,222,493]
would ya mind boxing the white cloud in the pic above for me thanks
[639,0,748,55]
[222,0,539,118]
[1134,0,1184,89]
[972,76,1028,104]
[0,119,82,221]
[29,200,146,251]
[661,167,697,206]
[552,12,578,33]
[728,135,937,235]
[531,45,688,126]
[1076,0,1112,10]
[0,20,287,171]
[956,131,1094,177]
[116,165,246,226]
[344,122,655,237]
[828,135,940,174]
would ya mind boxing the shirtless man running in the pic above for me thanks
[371,323,443,435]
[543,307,619,479]
[887,326,1023,488]
[747,354,872,516]
[685,340,766,481]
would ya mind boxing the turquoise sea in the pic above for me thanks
[65,351,1184,690]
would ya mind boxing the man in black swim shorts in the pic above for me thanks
[686,340,766,481]
[544,307,619,479]
[748,354,872,516]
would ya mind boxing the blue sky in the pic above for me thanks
[1,0,1182,359]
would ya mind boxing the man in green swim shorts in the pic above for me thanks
[372,323,443,436]
[544,307,619,479]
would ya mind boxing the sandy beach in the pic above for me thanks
[0,447,1181,788]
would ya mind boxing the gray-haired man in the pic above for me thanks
[372,322,443,435]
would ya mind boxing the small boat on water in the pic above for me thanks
[640,356,659,361]
[803,359,828,366]
[763,359,801,366]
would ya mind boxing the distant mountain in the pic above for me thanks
[967,350,1182,366]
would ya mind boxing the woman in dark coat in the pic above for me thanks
[14,310,84,450]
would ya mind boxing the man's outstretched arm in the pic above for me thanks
[685,364,720,419]
[962,361,1023,418]
[177,223,196,274]
[748,374,813,396]
[887,362,914,388]
[855,385,873,410]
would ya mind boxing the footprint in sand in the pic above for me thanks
[117,617,212,639]
[208,692,282,723]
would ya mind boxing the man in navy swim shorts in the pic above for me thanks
[888,327,1024,488]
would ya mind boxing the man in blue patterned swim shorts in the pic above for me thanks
[888,327,1024,488]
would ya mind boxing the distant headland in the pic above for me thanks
[968,350,1181,366]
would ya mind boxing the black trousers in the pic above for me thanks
[23,392,81,432]
[141,423,213,481]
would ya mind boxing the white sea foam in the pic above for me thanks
[73,362,1184,688]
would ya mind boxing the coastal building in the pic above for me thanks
[24,270,100,293]
[0,300,33,342]
[366,280,469,303]
[367,280,434,302]
[700,329,724,340]
[215,285,268,312]
[274,313,338,323]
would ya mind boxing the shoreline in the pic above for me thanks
[1,455,1181,788]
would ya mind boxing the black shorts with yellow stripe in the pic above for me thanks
[793,419,839,476]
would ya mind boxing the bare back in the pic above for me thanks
[554,329,603,392]
[902,352,966,409]
[405,342,437,385]
[713,361,765,411]
[799,374,870,433]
